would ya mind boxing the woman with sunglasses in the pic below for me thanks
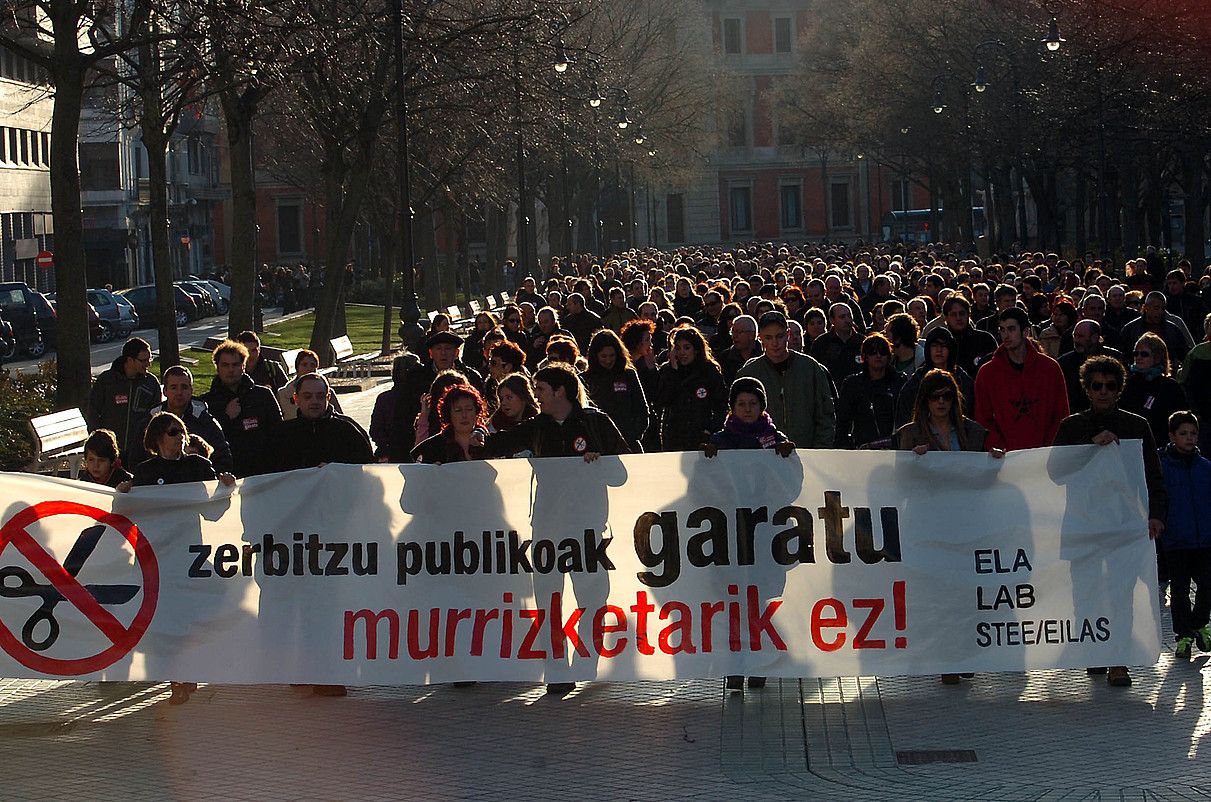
[119,411,234,704]
[1121,332,1188,444]
[895,369,990,456]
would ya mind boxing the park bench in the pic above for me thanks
[25,409,89,478]
[329,335,380,381]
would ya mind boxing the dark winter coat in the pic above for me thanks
[273,410,374,472]
[582,367,649,448]
[202,374,283,477]
[1158,444,1211,552]
[133,454,217,487]
[653,361,728,452]
[86,358,162,462]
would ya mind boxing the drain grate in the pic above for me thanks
[896,749,978,765]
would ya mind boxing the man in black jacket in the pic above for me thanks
[275,374,373,470]
[268,372,369,699]
[1053,355,1167,689]
[941,295,998,377]
[86,337,162,462]
[202,340,283,476]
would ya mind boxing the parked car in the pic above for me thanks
[118,284,198,327]
[111,292,141,331]
[46,294,107,343]
[0,309,15,362]
[204,279,231,304]
[184,279,228,314]
[174,281,213,317]
[86,288,137,340]
[0,282,56,357]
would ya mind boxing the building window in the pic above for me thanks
[727,106,747,148]
[666,193,686,243]
[780,183,802,231]
[79,142,120,189]
[729,185,752,234]
[722,18,742,55]
[277,202,303,255]
[830,181,852,229]
[892,179,911,212]
[17,129,29,165]
[40,132,49,167]
[774,18,793,53]
[187,138,202,175]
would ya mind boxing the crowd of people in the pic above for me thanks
[76,239,1211,698]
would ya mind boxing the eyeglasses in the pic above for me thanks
[1133,351,1153,359]
[166,427,185,437]
[1089,381,1120,392]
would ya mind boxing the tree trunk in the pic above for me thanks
[221,92,257,336]
[1074,168,1088,257]
[1120,154,1141,258]
[143,128,181,369]
[48,58,90,410]
[1181,147,1207,267]
[417,207,440,310]
[309,147,376,363]
[485,204,506,293]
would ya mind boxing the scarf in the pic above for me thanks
[1130,364,1163,380]
[723,412,780,447]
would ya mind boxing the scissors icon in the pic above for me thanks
[0,525,140,651]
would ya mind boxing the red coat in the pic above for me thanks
[974,343,1070,451]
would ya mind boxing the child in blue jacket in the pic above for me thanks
[1159,411,1211,658]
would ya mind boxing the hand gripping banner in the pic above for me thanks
[0,444,1161,684]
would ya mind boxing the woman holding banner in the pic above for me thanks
[120,411,235,704]
[896,369,999,686]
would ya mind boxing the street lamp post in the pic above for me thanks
[930,73,976,252]
[392,0,423,351]
[972,39,1030,250]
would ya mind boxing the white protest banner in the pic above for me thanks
[0,444,1160,684]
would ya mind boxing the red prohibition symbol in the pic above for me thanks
[0,501,159,675]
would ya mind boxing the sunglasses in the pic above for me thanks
[1089,381,1120,392]
[166,427,185,437]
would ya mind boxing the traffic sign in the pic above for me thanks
[0,501,159,676]
[34,251,53,270]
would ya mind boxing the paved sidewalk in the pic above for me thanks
[3,384,1204,801]
[0,643,1204,801]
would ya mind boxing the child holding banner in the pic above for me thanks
[703,376,795,692]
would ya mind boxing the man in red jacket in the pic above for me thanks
[974,307,1070,451]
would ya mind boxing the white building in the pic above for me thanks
[0,44,53,290]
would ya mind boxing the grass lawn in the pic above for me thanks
[154,304,391,389]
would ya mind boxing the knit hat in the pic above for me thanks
[729,376,767,411]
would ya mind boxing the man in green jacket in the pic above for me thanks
[737,311,836,448]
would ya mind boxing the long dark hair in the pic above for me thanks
[585,329,634,378]
[670,324,721,373]
[908,369,972,450]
